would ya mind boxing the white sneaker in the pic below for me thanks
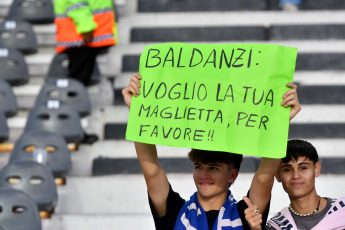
[281,2,299,12]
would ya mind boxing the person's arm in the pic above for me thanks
[248,158,280,215]
[122,74,170,217]
[248,83,301,214]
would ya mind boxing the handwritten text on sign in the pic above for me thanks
[126,43,297,158]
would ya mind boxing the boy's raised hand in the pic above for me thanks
[122,73,142,109]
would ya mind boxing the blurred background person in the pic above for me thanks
[53,0,118,144]
[280,0,301,11]
[54,0,117,86]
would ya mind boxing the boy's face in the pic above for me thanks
[276,156,320,199]
[193,162,237,201]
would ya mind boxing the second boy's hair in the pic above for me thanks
[283,139,319,164]
[188,149,243,172]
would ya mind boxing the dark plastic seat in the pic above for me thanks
[24,101,84,143]
[0,20,38,54]
[0,188,42,230]
[7,0,54,24]
[0,79,18,117]
[47,52,101,86]
[34,78,91,117]
[0,161,58,213]
[0,48,29,85]
[0,111,9,142]
[9,130,72,178]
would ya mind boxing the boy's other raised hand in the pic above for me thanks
[122,73,142,109]
[243,196,263,230]
[282,83,301,120]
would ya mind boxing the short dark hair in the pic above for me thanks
[283,139,318,164]
[188,149,243,172]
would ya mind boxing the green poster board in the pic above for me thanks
[126,43,297,158]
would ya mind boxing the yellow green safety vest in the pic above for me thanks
[54,0,117,53]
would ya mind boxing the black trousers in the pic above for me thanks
[64,46,103,86]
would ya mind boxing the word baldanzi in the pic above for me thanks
[145,47,254,69]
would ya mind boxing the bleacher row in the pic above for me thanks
[0,0,344,229]
[0,0,113,229]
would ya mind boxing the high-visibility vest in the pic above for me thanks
[54,0,117,53]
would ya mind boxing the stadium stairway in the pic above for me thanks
[1,0,345,229]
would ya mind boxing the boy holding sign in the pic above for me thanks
[244,140,345,230]
[122,72,301,230]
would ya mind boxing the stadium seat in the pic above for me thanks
[24,100,84,143]
[0,161,58,215]
[34,78,91,117]
[47,52,101,86]
[0,79,18,117]
[0,111,9,142]
[9,130,72,178]
[7,0,54,24]
[0,48,29,85]
[0,20,38,54]
[0,188,42,230]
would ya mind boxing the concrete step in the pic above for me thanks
[138,0,345,12]
[139,0,268,12]
[301,0,345,10]
[117,11,345,43]
[297,85,345,104]
[131,24,345,42]
[24,52,112,77]
[131,26,268,42]
[13,77,114,110]
[270,24,345,40]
